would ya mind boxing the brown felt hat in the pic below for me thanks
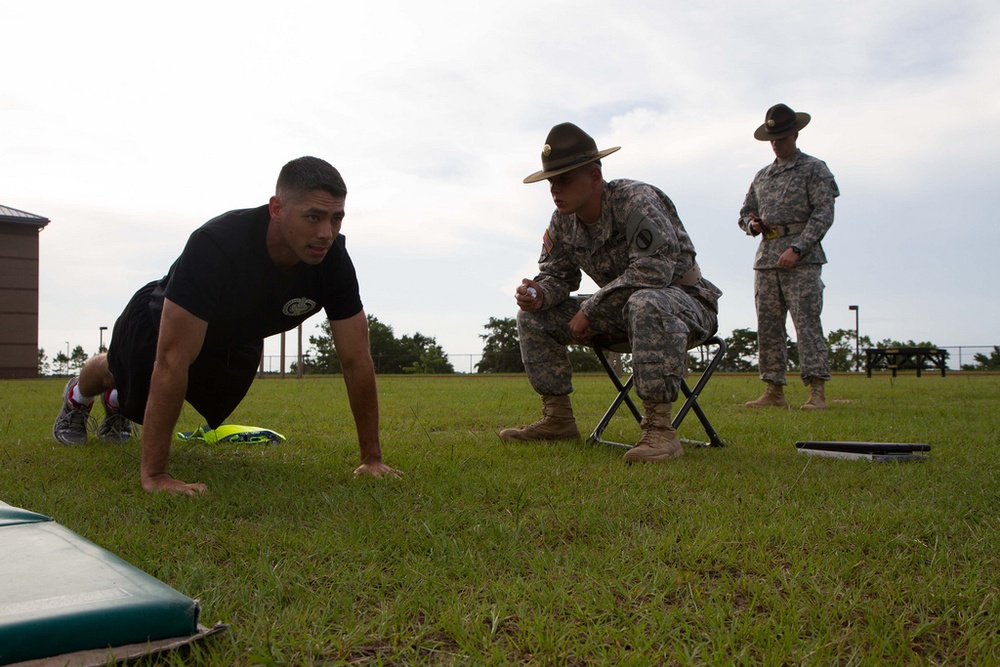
[523,122,620,184]
[754,103,811,141]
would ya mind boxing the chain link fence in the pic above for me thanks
[260,345,999,376]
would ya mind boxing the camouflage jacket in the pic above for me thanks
[738,150,839,269]
[533,179,720,319]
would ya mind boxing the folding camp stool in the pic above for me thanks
[587,334,727,449]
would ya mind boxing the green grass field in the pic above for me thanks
[2,373,998,665]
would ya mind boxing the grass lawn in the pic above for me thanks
[1,373,998,665]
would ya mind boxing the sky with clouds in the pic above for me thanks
[3,0,998,371]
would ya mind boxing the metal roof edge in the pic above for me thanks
[0,203,51,228]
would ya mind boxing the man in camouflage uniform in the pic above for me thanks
[739,103,839,410]
[500,122,721,462]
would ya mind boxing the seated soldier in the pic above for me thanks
[500,123,722,462]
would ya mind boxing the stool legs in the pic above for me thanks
[588,336,727,450]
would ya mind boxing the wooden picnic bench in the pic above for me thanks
[865,347,948,377]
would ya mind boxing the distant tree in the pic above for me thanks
[367,315,405,373]
[687,351,706,373]
[568,345,603,372]
[688,344,721,373]
[398,332,454,374]
[305,320,342,374]
[475,316,606,374]
[825,328,874,372]
[304,315,453,375]
[877,338,933,349]
[718,328,803,373]
[782,338,798,370]
[477,317,524,373]
[69,346,89,374]
[52,351,70,376]
[963,346,1000,371]
[719,328,758,372]
[38,348,50,376]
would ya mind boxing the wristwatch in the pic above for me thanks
[791,245,801,254]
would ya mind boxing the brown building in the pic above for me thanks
[0,204,50,378]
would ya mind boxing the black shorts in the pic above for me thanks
[107,282,263,429]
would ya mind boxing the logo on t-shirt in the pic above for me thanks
[282,298,317,317]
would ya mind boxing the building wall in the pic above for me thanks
[0,223,41,378]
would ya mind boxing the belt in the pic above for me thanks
[763,222,807,239]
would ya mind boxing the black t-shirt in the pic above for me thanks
[150,205,363,348]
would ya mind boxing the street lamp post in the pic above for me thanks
[848,305,860,372]
[99,326,108,353]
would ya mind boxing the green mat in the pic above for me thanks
[0,501,203,665]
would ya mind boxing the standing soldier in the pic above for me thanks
[501,122,722,462]
[739,103,839,409]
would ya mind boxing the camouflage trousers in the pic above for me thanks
[754,264,830,385]
[516,287,718,403]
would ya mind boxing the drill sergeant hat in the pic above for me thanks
[523,122,621,184]
[754,103,811,141]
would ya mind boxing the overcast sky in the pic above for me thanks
[4,0,998,371]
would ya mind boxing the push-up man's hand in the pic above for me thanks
[353,460,402,479]
[142,472,208,496]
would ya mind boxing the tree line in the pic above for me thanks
[708,328,952,374]
[37,317,1000,377]
[297,315,454,375]
[38,346,90,376]
[474,321,1000,374]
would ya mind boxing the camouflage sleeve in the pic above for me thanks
[738,180,760,236]
[533,220,581,309]
[794,159,839,253]
[580,195,682,320]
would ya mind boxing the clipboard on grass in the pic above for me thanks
[796,441,930,462]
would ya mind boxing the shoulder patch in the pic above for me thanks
[539,229,554,261]
[625,209,666,258]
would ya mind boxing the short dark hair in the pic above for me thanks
[276,156,347,200]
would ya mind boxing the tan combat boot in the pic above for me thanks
[623,401,684,462]
[800,378,827,410]
[499,395,581,441]
[744,381,789,409]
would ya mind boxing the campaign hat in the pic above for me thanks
[523,122,620,184]
[754,103,811,141]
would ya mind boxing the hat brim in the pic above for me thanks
[523,146,621,184]
[754,112,811,141]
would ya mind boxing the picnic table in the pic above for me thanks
[865,347,948,377]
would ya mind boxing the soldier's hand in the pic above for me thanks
[777,247,800,269]
[569,310,591,343]
[515,279,543,311]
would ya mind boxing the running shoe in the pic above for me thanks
[97,391,134,443]
[53,376,93,445]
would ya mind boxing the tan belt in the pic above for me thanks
[672,263,702,287]
[763,222,807,239]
